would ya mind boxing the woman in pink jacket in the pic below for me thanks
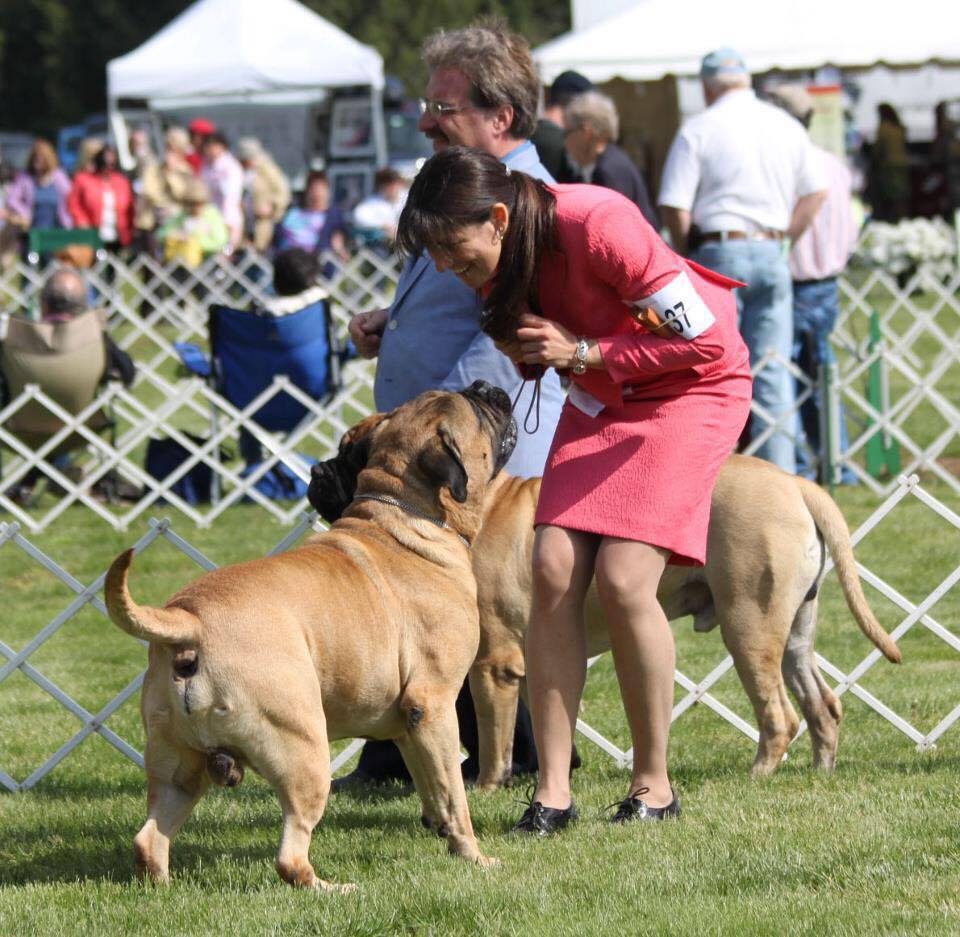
[398,146,752,834]
[68,144,135,249]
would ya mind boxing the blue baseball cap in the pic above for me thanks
[700,48,748,79]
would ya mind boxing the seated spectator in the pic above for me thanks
[68,144,136,251]
[158,177,229,266]
[259,248,328,316]
[563,90,660,228]
[136,127,194,256]
[238,137,290,253]
[351,167,407,247]
[273,169,349,260]
[5,139,73,241]
[1,267,135,504]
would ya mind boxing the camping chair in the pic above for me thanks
[175,295,344,502]
[27,227,102,266]
[0,308,117,504]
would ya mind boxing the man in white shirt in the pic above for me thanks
[770,84,859,484]
[351,167,408,247]
[659,48,827,473]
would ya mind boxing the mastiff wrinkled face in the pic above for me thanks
[308,381,517,524]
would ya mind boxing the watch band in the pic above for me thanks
[573,337,588,375]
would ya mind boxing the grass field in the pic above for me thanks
[2,477,960,936]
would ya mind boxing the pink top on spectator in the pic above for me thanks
[790,147,858,281]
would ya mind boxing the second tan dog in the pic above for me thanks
[312,428,901,788]
[105,382,517,890]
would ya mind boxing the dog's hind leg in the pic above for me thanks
[720,603,801,777]
[783,597,842,771]
[257,717,356,894]
[395,697,497,867]
[134,741,209,884]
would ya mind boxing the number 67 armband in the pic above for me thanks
[623,271,715,341]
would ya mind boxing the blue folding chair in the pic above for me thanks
[175,296,342,500]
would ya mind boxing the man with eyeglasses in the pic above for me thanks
[343,17,568,790]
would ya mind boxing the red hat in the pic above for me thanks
[188,118,215,135]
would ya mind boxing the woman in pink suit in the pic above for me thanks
[67,144,135,250]
[397,146,752,833]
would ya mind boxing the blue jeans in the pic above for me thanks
[792,278,857,484]
[694,239,796,472]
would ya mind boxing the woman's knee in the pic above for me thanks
[531,528,594,601]
[594,544,664,614]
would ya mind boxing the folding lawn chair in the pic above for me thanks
[175,294,344,502]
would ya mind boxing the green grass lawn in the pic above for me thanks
[2,480,960,936]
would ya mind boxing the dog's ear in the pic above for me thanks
[308,412,388,522]
[417,428,468,503]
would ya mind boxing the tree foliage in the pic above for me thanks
[0,0,569,141]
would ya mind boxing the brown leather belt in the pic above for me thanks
[701,230,785,242]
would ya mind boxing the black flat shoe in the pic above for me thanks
[610,786,681,823]
[511,799,578,836]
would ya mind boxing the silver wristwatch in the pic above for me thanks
[572,337,589,375]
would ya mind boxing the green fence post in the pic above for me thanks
[865,309,901,478]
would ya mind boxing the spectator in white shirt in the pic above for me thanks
[659,48,827,473]
[769,84,859,484]
[351,167,408,248]
[200,132,244,252]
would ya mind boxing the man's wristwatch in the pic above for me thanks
[572,337,589,375]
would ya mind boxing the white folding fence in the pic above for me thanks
[1,250,959,790]
[1,469,958,792]
[2,251,959,532]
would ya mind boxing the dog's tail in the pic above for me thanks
[105,549,201,645]
[796,477,901,663]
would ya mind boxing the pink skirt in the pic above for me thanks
[534,383,751,565]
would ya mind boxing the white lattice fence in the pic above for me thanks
[2,472,957,792]
[3,254,959,528]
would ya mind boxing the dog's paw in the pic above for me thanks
[315,879,359,895]
[475,854,500,869]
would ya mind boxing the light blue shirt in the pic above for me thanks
[374,141,564,479]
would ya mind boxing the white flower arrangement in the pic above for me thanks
[854,217,958,279]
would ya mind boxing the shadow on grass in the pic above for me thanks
[2,779,432,887]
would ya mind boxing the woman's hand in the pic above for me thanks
[515,312,579,368]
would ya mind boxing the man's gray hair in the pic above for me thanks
[422,17,539,140]
[565,91,620,143]
[703,72,751,94]
[40,267,89,318]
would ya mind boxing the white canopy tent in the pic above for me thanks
[535,0,960,138]
[107,0,386,168]
[536,0,960,84]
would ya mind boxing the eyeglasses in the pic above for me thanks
[418,98,490,118]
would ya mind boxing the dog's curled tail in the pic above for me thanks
[105,549,201,645]
[796,478,901,663]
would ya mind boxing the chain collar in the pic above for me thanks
[352,494,471,548]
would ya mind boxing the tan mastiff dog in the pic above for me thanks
[311,431,900,789]
[105,382,517,891]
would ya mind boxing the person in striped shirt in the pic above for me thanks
[770,85,859,484]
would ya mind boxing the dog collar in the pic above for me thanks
[352,494,471,549]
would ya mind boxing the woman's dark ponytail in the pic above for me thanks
[482,170,557,342]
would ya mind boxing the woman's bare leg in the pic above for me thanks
[527,524,599,809]
[594,537,674,806]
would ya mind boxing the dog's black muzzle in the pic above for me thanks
[461,380,517,473]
